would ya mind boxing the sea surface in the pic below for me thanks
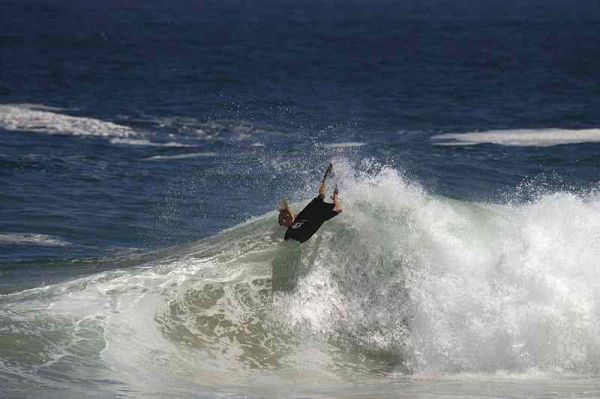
[1,0,600,397]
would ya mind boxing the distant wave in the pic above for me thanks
[0,104,136,139]
[109,138,193,147]
[143,152,218,161]
[320,142,367,148]
[431,128,600,147]
[0,105,275,149]
[0,233,70,247]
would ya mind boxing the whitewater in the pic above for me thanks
[1,164,599,398]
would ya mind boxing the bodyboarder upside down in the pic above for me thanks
[277,163,343,243]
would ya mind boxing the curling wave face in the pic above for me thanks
[1,165,600,396]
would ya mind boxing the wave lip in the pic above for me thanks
[0,104,136,139]
[0,233,70,247]
[431,128,600,147]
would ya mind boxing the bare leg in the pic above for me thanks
[332,184,342,212]
[318,181,327,199]
[319,162,333,199]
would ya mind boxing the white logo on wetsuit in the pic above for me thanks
[291,220,305,229]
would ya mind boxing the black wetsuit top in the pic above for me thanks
[284,196,340,243]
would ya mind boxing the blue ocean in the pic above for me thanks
[1,0,600,397]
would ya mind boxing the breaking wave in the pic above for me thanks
[1,163,599,396]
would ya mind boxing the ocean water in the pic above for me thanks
[2,0,600,397]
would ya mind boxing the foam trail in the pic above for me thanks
[431,128,600,147]
[0,104,137,139]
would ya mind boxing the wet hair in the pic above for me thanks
[278,208,294,227]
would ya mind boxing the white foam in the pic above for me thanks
[0,104,136,139]
[109,138,193,147]
[0,233,70,247]
[431,128,600,147]
[142,152,218,161]
[320,142,367,148]
[272,161,600,375]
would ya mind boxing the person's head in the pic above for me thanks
[278,199,295,227]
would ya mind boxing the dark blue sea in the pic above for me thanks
[1,1,600,397]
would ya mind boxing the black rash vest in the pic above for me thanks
[284,196,340,243]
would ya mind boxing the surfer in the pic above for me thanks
[278,163,342,243]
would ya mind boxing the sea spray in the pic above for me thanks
[280,165,600,374]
